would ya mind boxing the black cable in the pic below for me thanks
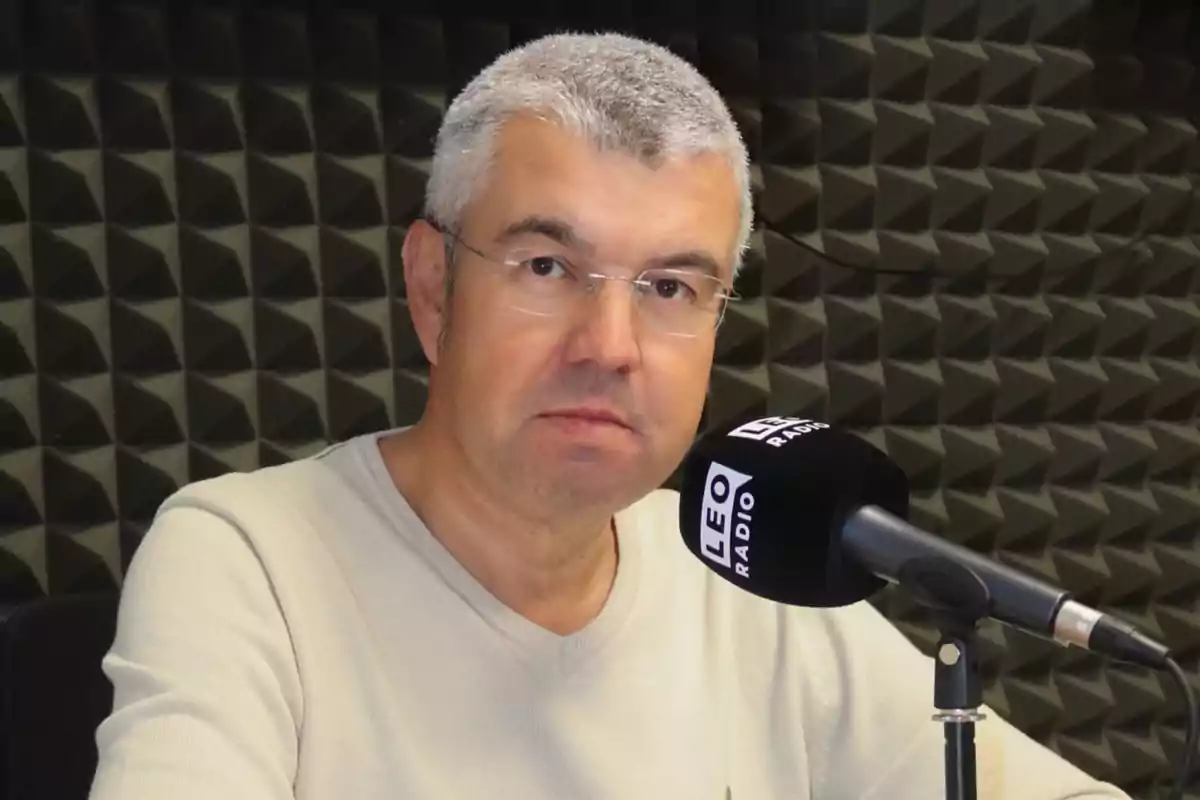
[1164,657,1198,800]
[758,147,1200,282]
[765,225,1154,280]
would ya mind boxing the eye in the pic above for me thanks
[649,275,699,302]
[524,255,570,278]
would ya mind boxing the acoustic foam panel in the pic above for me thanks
[1,2,1199,797]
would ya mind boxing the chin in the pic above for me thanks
[532,448,658,500]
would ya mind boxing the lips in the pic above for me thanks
[539,407,633,430]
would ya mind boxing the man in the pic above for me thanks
[89,32,1130,799]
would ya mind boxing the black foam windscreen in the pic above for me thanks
[678,414,911,608]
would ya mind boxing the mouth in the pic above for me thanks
[538,407,634,430]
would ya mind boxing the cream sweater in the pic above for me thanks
[89,432,1130,799]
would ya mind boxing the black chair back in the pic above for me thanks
[0,593,120,800]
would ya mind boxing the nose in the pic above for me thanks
[562,279,643,373]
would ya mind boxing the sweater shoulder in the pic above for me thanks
[155,441,364,536]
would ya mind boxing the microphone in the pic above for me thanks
[677,413,1171,671]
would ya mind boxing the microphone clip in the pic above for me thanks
[896,556,993,800]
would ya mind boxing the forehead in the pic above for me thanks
[463,114,742,276]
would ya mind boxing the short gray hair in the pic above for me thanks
[423,32,754,276]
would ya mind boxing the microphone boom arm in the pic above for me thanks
[841,506,1070,637]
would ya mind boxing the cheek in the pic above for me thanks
[643,344,714,422]
[450,300,560,408]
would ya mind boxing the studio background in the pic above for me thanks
[1,1,1199,797]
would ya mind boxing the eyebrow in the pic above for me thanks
[494,216,595,254]
[494,214,726,278]
[648,250,724,278]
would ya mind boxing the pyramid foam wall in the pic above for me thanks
[0,2,1198,797]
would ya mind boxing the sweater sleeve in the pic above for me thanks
[802,600,1132,800]
[88,502,303,800]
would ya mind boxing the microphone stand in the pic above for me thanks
[897,557,992,800]
[931,611,986,800]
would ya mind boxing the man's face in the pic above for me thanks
[407,114,742,513]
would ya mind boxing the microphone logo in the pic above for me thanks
[699,461,754,578]
[726,415,829,448]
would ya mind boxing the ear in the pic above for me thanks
[401,219,450,366]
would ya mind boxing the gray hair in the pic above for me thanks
[423,32,754,277]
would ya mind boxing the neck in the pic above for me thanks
[378,420,619,636]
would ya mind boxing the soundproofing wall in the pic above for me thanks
[0,2,1198,797]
